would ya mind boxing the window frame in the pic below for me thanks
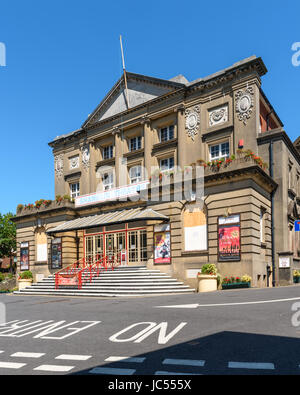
[209,141,230,161]
[103,145,114,160]
[102,172,114,191]
[160,157,175,172]
[129,165,143,184]
[70,182,80,199]
[159,125,174,143]
[129,136,142,152]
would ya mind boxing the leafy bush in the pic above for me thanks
[241,274,252,283]
[0,273,5,282]
[18,271,33,280]
[201,264,217,276]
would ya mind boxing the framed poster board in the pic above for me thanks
[154,226,171,264]
[218,215,241,262]
[279,256,290,268]
[51,238,62,269]
[20,242,29,271]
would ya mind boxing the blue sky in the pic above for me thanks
[0,0,299,214]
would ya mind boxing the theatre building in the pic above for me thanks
[13,55,300,290]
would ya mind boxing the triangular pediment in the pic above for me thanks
[82,73,185,127]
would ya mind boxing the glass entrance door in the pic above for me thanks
[85,227,147,267]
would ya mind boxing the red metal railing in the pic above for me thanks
[55,253,122,290]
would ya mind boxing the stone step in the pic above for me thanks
[28,284,189,291]
[15,288,195,296]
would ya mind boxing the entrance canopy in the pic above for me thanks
[47,207,169,235]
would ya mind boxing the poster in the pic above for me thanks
[20,242,29,271]
[51,238,62,269]
[218,224,241,261]
[154,232,171,264]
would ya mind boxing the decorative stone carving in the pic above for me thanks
[209,105,228,127]
[69,155,79,170]
[54,154,64,178]
[185,105,200,141]
[81,145,90,170]
[235,87,254,125]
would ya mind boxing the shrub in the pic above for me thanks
[18,271,33,280]
[0,273,5,282]
[201,264,217,276]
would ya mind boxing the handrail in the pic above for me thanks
[55,253,123,290]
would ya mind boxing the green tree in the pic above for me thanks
[0,213,16,258]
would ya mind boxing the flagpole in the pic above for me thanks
[120,35,130,109]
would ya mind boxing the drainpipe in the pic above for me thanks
[269,139,276,287]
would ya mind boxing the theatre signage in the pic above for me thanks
[75,181,149,207]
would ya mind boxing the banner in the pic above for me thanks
[154,232,171,264]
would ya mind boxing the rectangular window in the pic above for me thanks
[160,125,174,142]
[103,145,114,160]
[129,165,142,184]
[70,182,80,199]
[129,136,142,152]
[160,157,174,172]
[209,141,230,161]
[103,173,114,191]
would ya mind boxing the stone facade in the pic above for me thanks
[12,56,300,289]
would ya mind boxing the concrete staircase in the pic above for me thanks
[14,266,196,297]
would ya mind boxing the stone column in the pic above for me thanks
[142,117,152,181]
[113,127,123,187]
[175,105,186,171]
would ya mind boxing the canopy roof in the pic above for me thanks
[47,207,168,234]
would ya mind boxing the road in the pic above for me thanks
[0,286,300,376]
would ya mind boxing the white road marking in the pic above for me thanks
[0,362,27,369]
[228,362,275,370]
[89,367,136,375]
[11,352,45,358]
[163,358,205,367]
[156,297,300,309]
[105,356,145,363]
[0,351,3,354]
[34,364,75,372]
[55,354,92,361]
[155,371,200,375]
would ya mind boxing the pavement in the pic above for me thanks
[0,285,300,375]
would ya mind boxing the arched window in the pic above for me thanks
[183,204,207,251]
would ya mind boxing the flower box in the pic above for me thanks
[222,282,251,290]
